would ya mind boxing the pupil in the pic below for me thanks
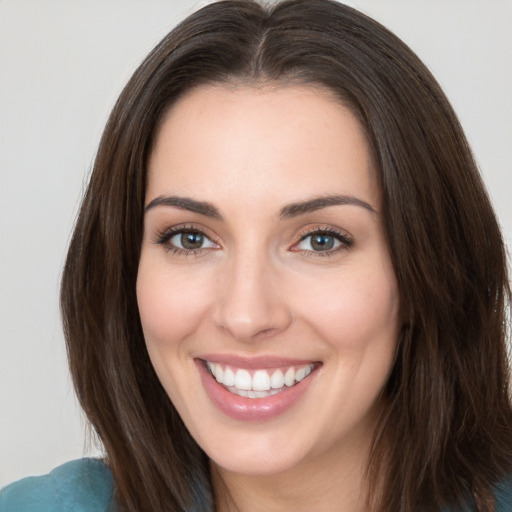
[311,234,334,251]
[181,232,203,249]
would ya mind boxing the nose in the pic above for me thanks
[212,252,292,342]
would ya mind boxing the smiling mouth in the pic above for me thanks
[205,361,316,399]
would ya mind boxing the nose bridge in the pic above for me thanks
[213,244,291,341]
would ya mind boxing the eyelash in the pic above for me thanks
[153,225,354,257]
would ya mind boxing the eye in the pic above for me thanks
[170,230,216,251]
[292,228,353,255]
[154,226,218,254]
[297,233,340,251]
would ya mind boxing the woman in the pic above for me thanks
[2,1,511,511]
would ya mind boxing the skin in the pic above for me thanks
[137,84,401,511]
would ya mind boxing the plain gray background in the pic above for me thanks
[1,0,511,486]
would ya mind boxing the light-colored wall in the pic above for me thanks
[1,0,510,486]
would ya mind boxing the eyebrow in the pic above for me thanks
[145,195,223,220]
[279,195,376,219]
[144,193,376,220]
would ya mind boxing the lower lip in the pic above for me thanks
[196,360,317,421]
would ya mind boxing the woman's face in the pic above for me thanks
[137,85,400,477]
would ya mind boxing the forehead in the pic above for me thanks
[146,84,378,209]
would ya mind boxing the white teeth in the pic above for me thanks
[295,367,306,382]
[227,387,283,398]
[252,370,271,391]
[284,367,295,387]
[223,367,235,387]
[207,361,315,398]
[234,369,252,390]
[270,369,285,389]
[214,364,224,382]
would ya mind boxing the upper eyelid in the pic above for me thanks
[154,223,215,238]
[295,225,352,241]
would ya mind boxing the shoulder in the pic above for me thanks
[495,475,512,512]
[0,458,116,512]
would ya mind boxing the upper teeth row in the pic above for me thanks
[206,362,314,391]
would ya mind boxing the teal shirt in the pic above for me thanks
[2,458,512,511]
[0,459,115,512]
[493,479,512,512]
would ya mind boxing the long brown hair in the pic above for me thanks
[60,1,512,511]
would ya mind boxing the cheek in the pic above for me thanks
[136,263,213,349]
[295,264,400,351]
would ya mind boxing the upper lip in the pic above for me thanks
[196,353,320,369]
